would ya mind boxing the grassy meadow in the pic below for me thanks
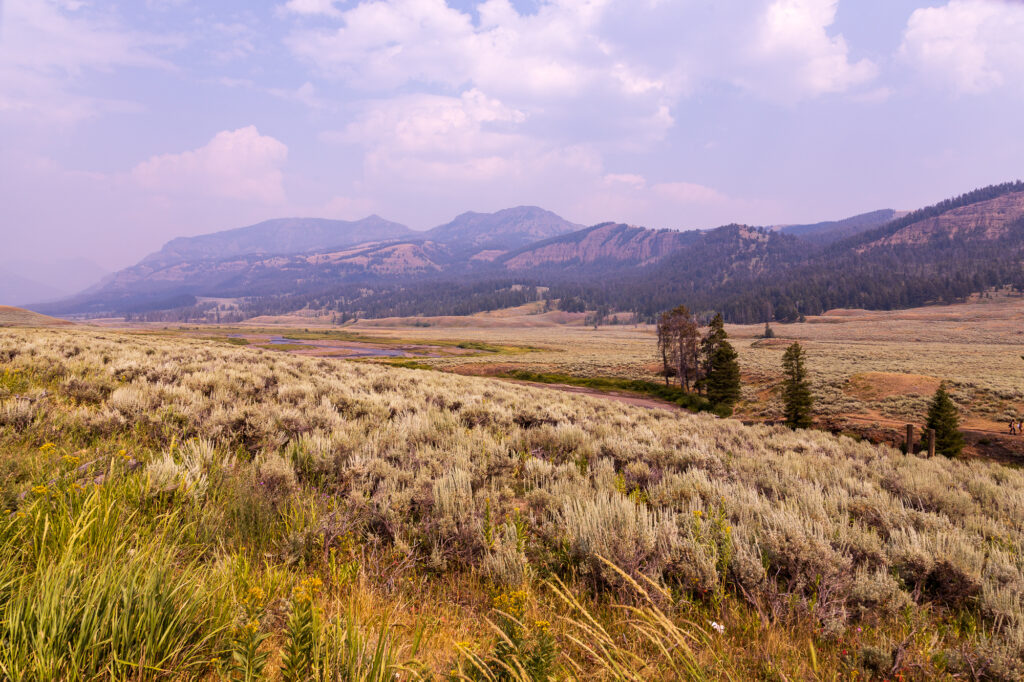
[341,296,1024,443]
[2,326,1024,679]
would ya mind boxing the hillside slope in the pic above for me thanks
[0,306,71,327]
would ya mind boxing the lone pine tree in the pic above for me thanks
[706,339,742,414]
[924,383,964,457]
[781,342,813,429]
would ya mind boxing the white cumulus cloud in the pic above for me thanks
[281,0,342,17]
[900,0,1024,95]
[132,127,289,203]
[752,0,877,97]
[326,89,548,183]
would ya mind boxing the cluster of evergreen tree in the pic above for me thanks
[656,309,741,415]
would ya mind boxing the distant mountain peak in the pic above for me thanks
[141,215,413,267]
[425,206,582,253]
[777,209,900,246]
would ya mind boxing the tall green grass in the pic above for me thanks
[0,488,230,681]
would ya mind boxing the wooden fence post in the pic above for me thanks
[906,424,915,454]
[927,429,936,457]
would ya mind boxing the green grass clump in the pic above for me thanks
[501,370,716,414]
[200,336,250,346]
[381,359,435,371]
[0,489,230,680]
[454,341,540,354]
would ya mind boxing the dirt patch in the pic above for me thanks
[845,372,941,401]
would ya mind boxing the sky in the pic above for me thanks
[2,0,1024,280]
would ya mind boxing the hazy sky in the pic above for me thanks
[2,0,1023,272]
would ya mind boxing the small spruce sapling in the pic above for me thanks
[706,340,742,416]
[924,383,964,457]
[781,342,813,429]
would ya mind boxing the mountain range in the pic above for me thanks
[33,181,1024,323]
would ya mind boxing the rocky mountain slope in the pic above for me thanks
[859,191,1024,250]
[502,223,698,270]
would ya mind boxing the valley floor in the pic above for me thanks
[3,307,1024,679]
[180,294,1024,462]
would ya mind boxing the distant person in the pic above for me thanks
[1011,420,1018,435]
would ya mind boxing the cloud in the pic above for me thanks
[326,89,543,183]
[321,195,375,219]
[0,0,172,124]
[210,21,260,61]
[752,0,877,97]
[286,0,875,103]
[900,0,1024,95]
[282,0,342,17]
[652,181,727,204]
[131,126,289,203]
[286,0,678,157]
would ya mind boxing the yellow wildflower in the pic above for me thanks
[292,576,323,604]
[62,454,80,466]
[39,443,55,452]
[492,589,528,619]
[32,485,48,496]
